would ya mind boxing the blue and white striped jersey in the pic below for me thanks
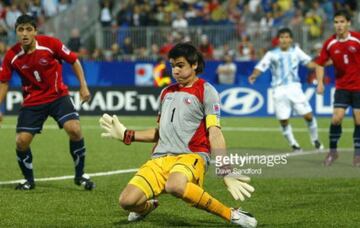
[255,46,311,87]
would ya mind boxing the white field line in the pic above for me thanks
[0,168,139,185]
[0,124,354,132]
[0,148,353,185]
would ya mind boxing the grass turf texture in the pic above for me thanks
[0,116,359,227]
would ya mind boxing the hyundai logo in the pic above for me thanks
[220,88,264,115]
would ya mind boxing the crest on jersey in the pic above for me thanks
[213,103,220,113]
[184,97,192,104]
[39,58,49,66]
[348,46,357,53]
[62,44,71,55]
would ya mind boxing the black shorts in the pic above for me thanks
[16,96,79,134]
[334,89,360,109]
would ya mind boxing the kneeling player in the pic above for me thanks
[100,43,257,227]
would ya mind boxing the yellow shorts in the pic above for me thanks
[129,153,205,199]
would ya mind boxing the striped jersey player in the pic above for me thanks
[248,27,323,152]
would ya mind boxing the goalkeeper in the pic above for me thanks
[99,43,257,227]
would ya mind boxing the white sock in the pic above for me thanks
[281,124,298,146]
[306,118,318,143]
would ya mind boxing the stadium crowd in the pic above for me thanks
[92,0,359,61]
[0,0,358,62]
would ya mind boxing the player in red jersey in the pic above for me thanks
[315,10,360,167]
[0,15,95,190]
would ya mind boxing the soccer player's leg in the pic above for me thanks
[15,105,47,190]
[125,158,166,221]
[325,90,349,166]
[351,91,360,167]
[50,96,94,190]
[166,154,256,227]
[295,101,324,150]
[275,95,300,151]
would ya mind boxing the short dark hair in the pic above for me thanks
[334,9,351,21]
[15,14,37,30]
[168,42,205,75]
[277,27,293,38]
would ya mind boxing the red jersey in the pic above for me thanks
[315,31,360,91]
[0,35,78,106]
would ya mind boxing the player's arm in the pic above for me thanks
[0,81,9,123]
[315,64,325,94]
[71,59,91,103]
[313,41,330,94]
[208,123,255,201]
[248,52,270,84]
[99,113,159,144]
[305,61,317,69]
[248,68,262,84]
[133,127,159,142]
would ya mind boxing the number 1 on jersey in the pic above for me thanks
[33,70,42,82]
[171,108,176,122]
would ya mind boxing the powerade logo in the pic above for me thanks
[220,88,264,115]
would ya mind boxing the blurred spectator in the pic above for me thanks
[28,0,42,19]
[91,48,104,61]
[216,54,237,85]
[67,28,82,53]
[198,34,214,60]
[237,34,255,61]
[116,2,132,26]
[5,3,21,44]
[159,34,175,57]
[149,43,160,61]
[58,0,70,13]
[122,36,134,55]
[304,10,322,39]
[172,11,188,30]
[41,0,58,17]
[110,42,121,60]
[100,0,113,27]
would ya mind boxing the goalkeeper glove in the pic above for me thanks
[224,174,255,201]
[99,113,135,145]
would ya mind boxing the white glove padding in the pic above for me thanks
[99,113,127,140]
[224,175,255,201]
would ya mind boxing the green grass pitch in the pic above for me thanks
[0,116,359,227]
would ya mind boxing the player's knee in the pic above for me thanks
[16,135,30,151]
[165,179,186,197]
[119,192,139,210]
[279,119,289,127]
[332,116,343,125]
[303,112,313,121]
[65,124,82,141]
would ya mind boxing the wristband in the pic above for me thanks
[123,130,135,145]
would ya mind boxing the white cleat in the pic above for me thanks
[128,199,158,222]
[230,208,257,228]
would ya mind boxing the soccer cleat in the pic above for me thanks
[15,180,35,190]
[353,155,360,167]
[128,199,158,222]
[291,145,302,153]
[74,174,95,190]
[323,152,338,166]
[230,208,257,228]
[313,140,324,150]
